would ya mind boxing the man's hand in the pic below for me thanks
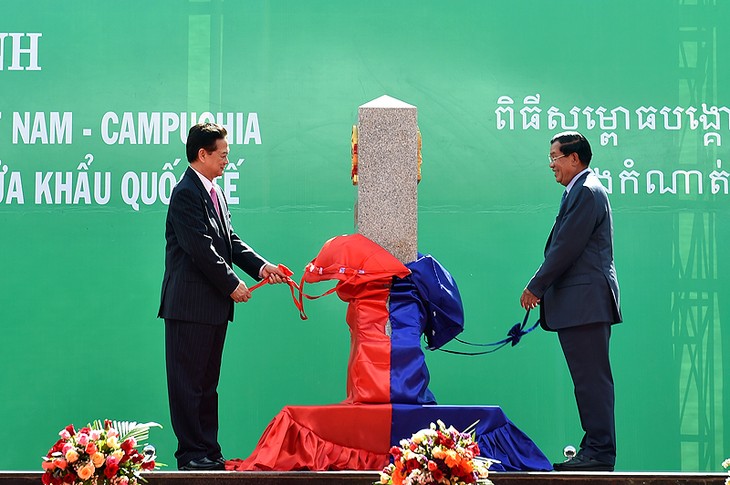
[261,263,289,284]
[520,288,540,310]
[230,281,252,303]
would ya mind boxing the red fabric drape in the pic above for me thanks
[227,405,391,471]
[338,281,392,404]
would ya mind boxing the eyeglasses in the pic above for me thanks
[548,154,568,164]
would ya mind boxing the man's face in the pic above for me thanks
[548,141,580,186]
[200,138,230,180]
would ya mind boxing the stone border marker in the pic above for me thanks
[356,95,418,264]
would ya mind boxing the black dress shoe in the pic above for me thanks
[553,454,614,472]
[212,456,226,466]
[179,457,226,471]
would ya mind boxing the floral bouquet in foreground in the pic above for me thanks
[378,420,496,485]
[41,420,163,485]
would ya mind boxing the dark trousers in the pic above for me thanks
[557,323,616,465]
[165,319,228,468]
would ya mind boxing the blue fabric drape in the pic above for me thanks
[390,404,552,472]
[407,255,464,350]
[389,275,437,404]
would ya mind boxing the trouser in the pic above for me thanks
[165,319,228,468]
[557,322,616,465]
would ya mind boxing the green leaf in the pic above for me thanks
[462,419,480,435]
[113,421,162,443]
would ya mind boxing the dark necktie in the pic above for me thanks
[560,190,567,210]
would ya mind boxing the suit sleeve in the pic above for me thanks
[218,192,269,280]
[230,225,269,281]
[168,186,240,296]
[527,186,599,298]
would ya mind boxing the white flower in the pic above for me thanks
[411,431,427,444]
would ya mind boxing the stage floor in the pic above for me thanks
[2,471,726,485]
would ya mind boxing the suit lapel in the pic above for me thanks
[215,186,231,237]
[209,187,229,249]
[546,171,590,251]
[185,168,231,249]
[185,166,211,214]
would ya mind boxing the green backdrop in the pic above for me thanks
[1,0,728,472]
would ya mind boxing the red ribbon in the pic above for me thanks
[248,264,336,320]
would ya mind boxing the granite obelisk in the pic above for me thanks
[356,95,418,263]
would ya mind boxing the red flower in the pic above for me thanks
[121,438,136,454]
[64,425,75,436]
[104,419,113,429]
[437,431,454,449]
[389,446,402,459]
[105,463,120,479]
[467,442,480,456]
[50,439,66,454]
[62,473,76,484]
[431,468,444,481]
[41,472,52,485]
[141,460,156,471]
[85,442,97,455]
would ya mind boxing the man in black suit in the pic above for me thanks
[159,122,288,471]
[520,131,621,472]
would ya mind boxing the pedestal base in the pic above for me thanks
[228,404,551,472]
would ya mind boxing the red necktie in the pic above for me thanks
[210,187,222,220]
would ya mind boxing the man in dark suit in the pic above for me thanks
[520,131,621,472]
[159,122,288,471]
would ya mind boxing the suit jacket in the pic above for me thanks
[527,171,622,331]
[158,167,267,325]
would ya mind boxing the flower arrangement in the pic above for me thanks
[378,420,495,485]
[41,420,162,485]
